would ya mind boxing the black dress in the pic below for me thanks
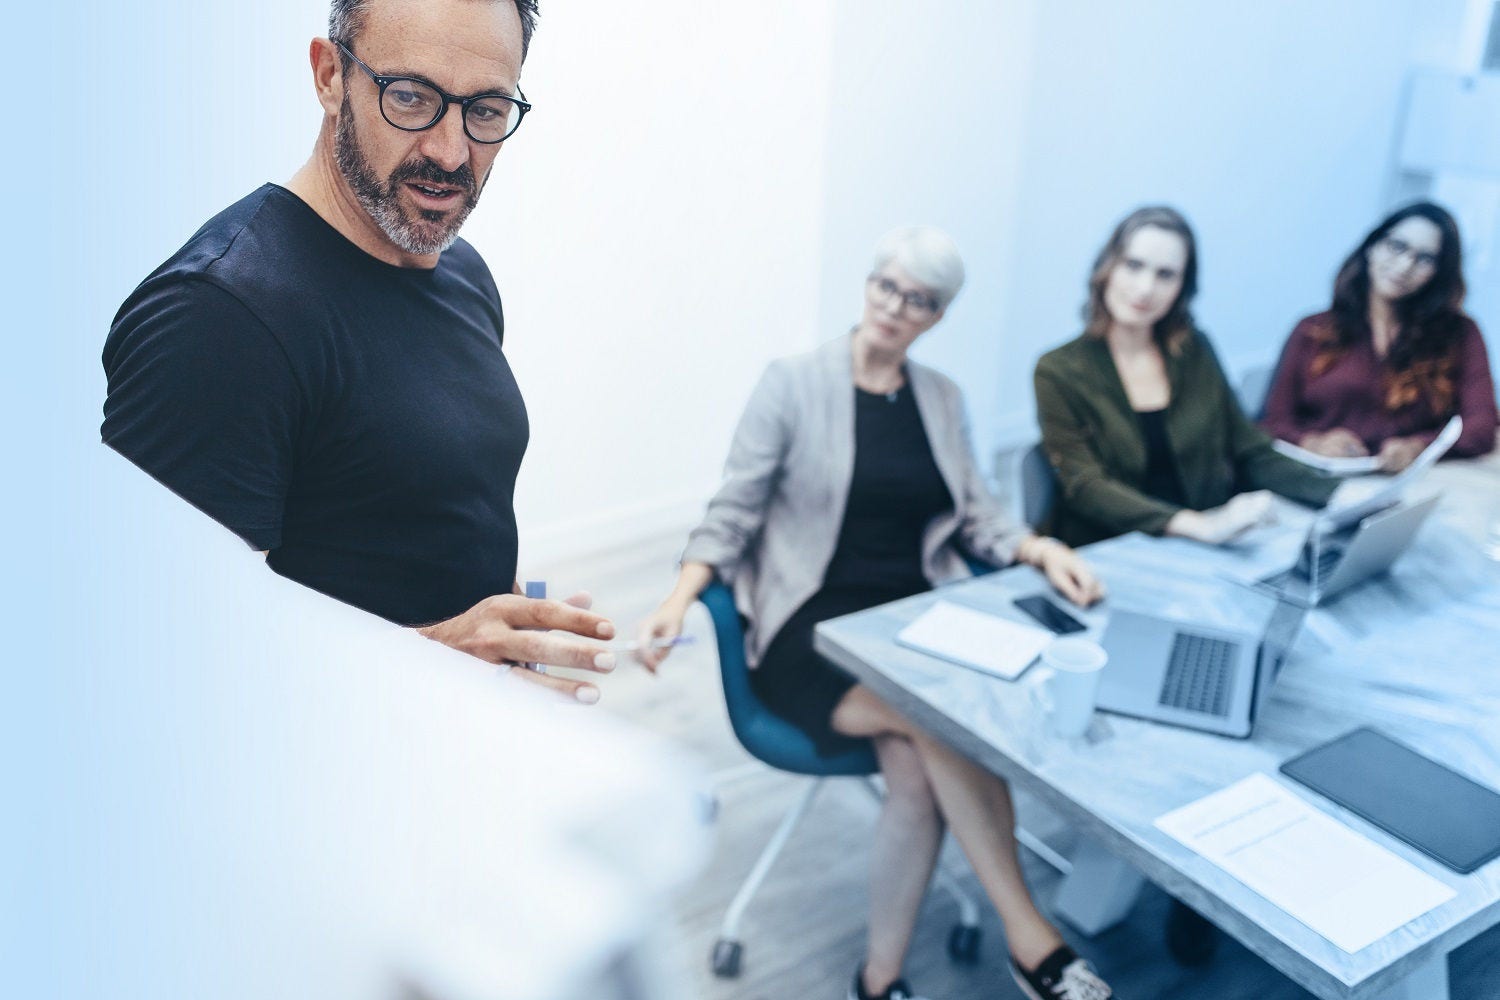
[1136,408,1187,508]
[750,382,954,754]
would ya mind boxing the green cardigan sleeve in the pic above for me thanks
[1034,354,1181,538]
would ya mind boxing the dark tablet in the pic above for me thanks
[1281,727,1500,875]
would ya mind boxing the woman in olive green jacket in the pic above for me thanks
[1034,206,1338,548]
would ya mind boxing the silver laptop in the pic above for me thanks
[1258,494,1440,606]
[1095,591,1308,738]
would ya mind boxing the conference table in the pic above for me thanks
[814,453,1500,1000]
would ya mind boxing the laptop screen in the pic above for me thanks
[1249,594,1311,721]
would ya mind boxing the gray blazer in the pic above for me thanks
[681,334,1032,666]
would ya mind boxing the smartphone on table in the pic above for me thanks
[1012,593,1087,634]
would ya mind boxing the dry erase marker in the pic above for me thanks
[522,580,547,673]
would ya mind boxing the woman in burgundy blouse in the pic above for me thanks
[1261,202,1498,470]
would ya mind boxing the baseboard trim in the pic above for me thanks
[519,490,710,569]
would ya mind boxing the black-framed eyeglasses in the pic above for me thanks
[866,274,939,319]
[1377,236,1438,271]
[335,40,531,144]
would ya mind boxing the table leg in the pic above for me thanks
[1051,837,1144,936]
[1373,952,1448,1000]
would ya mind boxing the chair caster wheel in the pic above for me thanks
[947,923,981,963]
[711,938,743,978]
[1166,900,1218,966]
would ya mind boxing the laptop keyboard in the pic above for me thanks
[1266,545,1345,588]
[1158,632,1239,716]
[1301,545,1344,579]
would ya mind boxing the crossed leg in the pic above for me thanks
[860,732,946,992]
[832,683,1064,995]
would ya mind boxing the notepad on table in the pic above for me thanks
[895,600,1052,680]
[1155,772,1455,953]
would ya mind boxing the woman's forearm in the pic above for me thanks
[1015,534,1064,567]
[663,561,715,610]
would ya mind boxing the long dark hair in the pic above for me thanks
[1082,206,1199,356]
[1315,202,1468,414]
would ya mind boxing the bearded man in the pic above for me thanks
[102,0,616,702]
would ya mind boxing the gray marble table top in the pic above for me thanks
[815,456,1500,1000]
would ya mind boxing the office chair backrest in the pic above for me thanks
[1236,363,1275,421]
[1012,441,1058,531]
[699,579,876,777]
[700,579,757,732]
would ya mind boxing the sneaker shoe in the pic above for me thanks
[1009,945,1113,1000]
[846,965,931,1000]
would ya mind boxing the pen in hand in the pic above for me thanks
[611,635,697,653]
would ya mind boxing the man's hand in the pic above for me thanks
[1300,428,1369,458]
[419,592,617,704]
[1376,435,1426,474]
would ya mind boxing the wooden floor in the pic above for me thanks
[536,531,1500,1000]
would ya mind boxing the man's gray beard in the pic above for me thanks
[334,98,477,256]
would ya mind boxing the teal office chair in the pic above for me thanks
[699,579,982,978]
[1010,441,1058,531]
[1235,363,1276,421]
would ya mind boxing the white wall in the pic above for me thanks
[819,0,1473,466]
[466,3,835,566]
[1403,0,1500,378]
[816,2,1041,471]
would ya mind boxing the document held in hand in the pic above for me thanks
[1273,414,1462,478]
[895,600,1053,680]
[1319,414,1463,530]
[1155,773,1455,953]
[1272,439,1382,475]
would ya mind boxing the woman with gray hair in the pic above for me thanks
[636,228,1115,1000]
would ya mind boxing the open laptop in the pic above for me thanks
[1095,591,1308,738]
[1257,493,1440,606]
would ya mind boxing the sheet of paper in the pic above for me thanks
[1321,415,1463,529]
[1272,439,1382,475]
[895,600,1052,680]
[1155,773,1455,954]
[1398,413,1463,481]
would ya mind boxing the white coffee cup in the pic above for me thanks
[1036,637,1108,739]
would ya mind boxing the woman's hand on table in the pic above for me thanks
[1167,490,1276,545]
[1327,476,1388,511]
[1021,536,1105,607]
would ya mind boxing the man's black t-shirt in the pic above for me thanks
[102,184,529,626]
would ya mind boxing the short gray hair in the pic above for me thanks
[870,226,966,311]
[329,0,538,60]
